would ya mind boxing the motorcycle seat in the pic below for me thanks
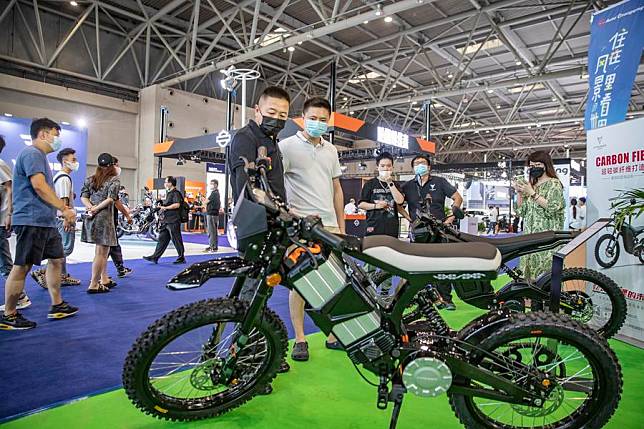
[361,235,501,273]
[457,231,576,260]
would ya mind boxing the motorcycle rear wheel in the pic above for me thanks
[449,312,622,429]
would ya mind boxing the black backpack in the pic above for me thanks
[175,190,190,223]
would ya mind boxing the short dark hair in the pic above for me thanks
[166,176,177,187]
[303,97,331,115]
[0,135,5,153]
[376,151,394,165]
[579,197,586,203]
[30,118,61,140]
[211,179,218,186]
[56,147,76,164]
[410,154,431,167]
[258,86,291,104]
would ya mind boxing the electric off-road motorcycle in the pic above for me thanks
[595,197,644,268]
[122,149,622,429]
[371,205,626,339]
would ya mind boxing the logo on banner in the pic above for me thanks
[377,126,409,149]
[216,130,232,148]
[585,0,644,130]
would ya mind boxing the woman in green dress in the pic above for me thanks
[513,151,565,280]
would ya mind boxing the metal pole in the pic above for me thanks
[508,159,513,226]
[329,59,337,145]
[241,79,247,127]
[223,89,233,233]
[424,101,431,139]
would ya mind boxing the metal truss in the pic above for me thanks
[0,0,642,163]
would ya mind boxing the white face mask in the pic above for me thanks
[65,160,79,171]
[378,170,392,181]
[115,166,121,176]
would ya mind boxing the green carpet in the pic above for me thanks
[3,278,643,429]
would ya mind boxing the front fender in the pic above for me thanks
[166,256,255,290]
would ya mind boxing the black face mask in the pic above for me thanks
[529,167,545,179]
[259,116,286,138]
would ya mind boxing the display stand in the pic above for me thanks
[549,218,610,312]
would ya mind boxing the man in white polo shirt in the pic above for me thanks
[279,96,345,362]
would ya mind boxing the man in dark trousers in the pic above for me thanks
[205,179,220,252]
[143,176,185,264]
[109,157,133,278]
[358,151,405,296]
[401,154,463,310]
[228,85,291,394]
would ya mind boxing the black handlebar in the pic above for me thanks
[301,216,346,250]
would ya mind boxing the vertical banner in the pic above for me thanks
[585,0,644,130]
[587,117,644,346]
[553,160,572,229]
[206,162,227,209]
[0,116,88,208]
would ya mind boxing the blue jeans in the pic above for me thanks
[0,226,12,275]
[56,218,75,274]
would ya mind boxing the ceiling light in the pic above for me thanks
[298,41,302,45]
[468,151,472,154]
[515,61,521,66]
[485,130,490,134]
[349,111,355,115]
[287,46,295,52]
[536,123,542,128]
[384,16,393,23]
[375,5,383,16]
[363,20,369,24]
[456,38,503,55]
[448,111,453,115]
[77,118,87,128]
[61,121,70,125]
[496,104,501,109]
[3,113,12,117]
[411,101,417,105]
[70,1,78,6]
[447,73,453,78]
[487,89,493,94]
[551,96,557,101]
[392,84,397,89]
[508,83,544,94]
[342,96,348,101]
[501,171,507,178]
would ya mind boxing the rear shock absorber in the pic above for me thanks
[414,288,450,336]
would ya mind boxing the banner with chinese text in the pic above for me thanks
[584,0,644,130]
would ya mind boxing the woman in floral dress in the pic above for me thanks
[513,151,565,280]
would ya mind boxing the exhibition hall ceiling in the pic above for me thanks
[0,0,642,162]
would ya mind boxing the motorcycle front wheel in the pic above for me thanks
[122,298,287,422]
[594,233,620,268]
[449,312,622,429]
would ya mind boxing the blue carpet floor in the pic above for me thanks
[0,253,318,420]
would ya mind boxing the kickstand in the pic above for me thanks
[388,384,406,429]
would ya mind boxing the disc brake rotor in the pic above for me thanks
[189,359,220,391]
[511,385,565,417]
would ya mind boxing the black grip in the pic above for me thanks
[310,224,346,250]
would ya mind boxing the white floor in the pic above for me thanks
[6,230,235,264]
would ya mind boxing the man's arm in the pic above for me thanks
[451,191,464,208]
[30,173,75,228]
[3,180,11,229]
[332,178,345,234]
[389,182,405,205]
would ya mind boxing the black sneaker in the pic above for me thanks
[143,255,158,264]
[277,361,290,373]
[0,312,37,330]
[48,301,79,320]
[325,340,344,351]
[291,341,309,361]
[257,384,273,395]
[117,267,133,278]
[173,257,186,264]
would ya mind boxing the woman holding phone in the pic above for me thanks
[512,150,565,280]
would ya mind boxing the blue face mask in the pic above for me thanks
[50,136,63,152]
[304,119,328,138]
[414,164,429,176]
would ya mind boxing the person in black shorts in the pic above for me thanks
[358,151,404,295]
[401,154,463,310]
[0,118,78,330]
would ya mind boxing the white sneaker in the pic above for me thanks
[0,292,32,311]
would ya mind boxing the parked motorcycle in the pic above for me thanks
[122,148,622,429]
[594,196,644,268]
[116,203,161,241]
[372,205,626,339]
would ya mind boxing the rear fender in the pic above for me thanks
[166,256,255,290]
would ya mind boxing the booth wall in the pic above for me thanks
[0,74,139,196]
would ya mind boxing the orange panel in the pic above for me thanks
[416,137,436,154]
[293,117,305,129]
[154,140,175,154]
[331,112,365,132]
[185,180,206,199]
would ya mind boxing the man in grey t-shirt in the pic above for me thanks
[279,97,345,362]
[0,118,78,331]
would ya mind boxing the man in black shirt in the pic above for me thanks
[143,176,185,264]
[229,87,289,203]
[358,152,404,295]
[228,86,292,393]
[401,154,463,310]
[205,179,221,252]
